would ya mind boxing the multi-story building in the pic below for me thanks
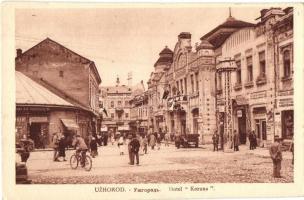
[100,78,132,133]
[204,7,293,147]
[148,33,216,143]
[147,7,293,146]
[15,38,102,147]
[129,87,149,135]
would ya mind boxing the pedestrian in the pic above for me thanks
[118,135,124,155]
[269,136,283,178]
[164,132,170,147]
[58,135,67,161]
[129,134,140,165]
[127,134,133,164]
[149,133,156,150]
[233,130,240,151]
[90,137,98,158]
[111,133,115,145]
[252,131,257,149]
[103,131,108,146]
[52,132,60,162]
[248,131,253,150]
[175,132,181,149]
[96,133,102,146]
[142,135,148,154]
[212,131,219,151]
[156,133,161,150]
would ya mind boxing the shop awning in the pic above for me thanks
[61,119,79,130]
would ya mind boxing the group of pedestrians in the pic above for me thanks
[52,132,67,162]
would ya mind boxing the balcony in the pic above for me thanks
[244,81,254,88]
[256,74,267,86]
[281,76,292,82]
[234,83,242,91]
[216,89,222,95]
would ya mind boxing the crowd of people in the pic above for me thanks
[51,127,294,178]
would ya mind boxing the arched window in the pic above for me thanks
[283,50,291,77]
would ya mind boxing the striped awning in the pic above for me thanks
[61,119,79,130]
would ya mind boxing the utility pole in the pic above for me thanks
[216,57,236,151]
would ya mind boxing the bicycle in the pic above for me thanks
[69,150,92,171]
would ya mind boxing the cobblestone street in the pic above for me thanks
[28,144,293,184]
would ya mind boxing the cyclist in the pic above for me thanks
[72,134,88,167]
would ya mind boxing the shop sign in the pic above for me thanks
[16,116,27,123]
[235,96,248,105]
[279,98,293,107]
[250,91,267,99]
[278,90,293,96]
[237,110,242,118]
[29,116,48,123]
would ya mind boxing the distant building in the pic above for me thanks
[129,82,148,135]
[15,38,102,147]
[99,77,132,134]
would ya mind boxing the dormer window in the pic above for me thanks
[59,70,64,77]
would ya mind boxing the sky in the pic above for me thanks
[15,6,266,87]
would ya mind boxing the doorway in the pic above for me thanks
[29,123,48,149]
[255,119,267,141]
[237,109,247,144]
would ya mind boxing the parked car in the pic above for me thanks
[178,134,199,148]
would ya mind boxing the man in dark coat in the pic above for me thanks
[52,132,60,162]
[248,131,253,150]
[233,130,240,151]
[129,134,140,165]
[212,131,219,151]
[269,136,283,178]
[58,135,67,161]
[90,137,98,158]
[252,131,257,149]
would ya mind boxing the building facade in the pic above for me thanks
[147,33,217,143]
[100,78,132,134]
[146,7,293,146]
[15,38,102,147]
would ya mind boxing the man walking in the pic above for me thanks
[212,131,219,151]
[233,130,240,151]
[269,136,283,178]
[129,134,140,165]
[52,132,60,162]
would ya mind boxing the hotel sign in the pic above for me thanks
[250,91,267,99]
[279,98,293,107]
[278,90,293,96]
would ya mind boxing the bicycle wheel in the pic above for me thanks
[70,154,79,169]
[83,155,92,171]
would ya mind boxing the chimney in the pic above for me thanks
[16,49,22,58]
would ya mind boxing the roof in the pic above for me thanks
[159,46,173,55]
[16,37,101,84]
[200,16,255,48]
[101,85,132,94]
[16,71,74,107]
[154,46,173,66]
[196,40,214,51]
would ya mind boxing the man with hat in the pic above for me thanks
[269,135,283,178]
[129,134,140,165]
[72,133,88,167]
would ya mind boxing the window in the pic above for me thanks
[180,79,183,94]
[110,101,114,108]
[259,51,266,76]
[236,60,242,84]
[195,72,199,92]
[111,113,114,119]
[59,70,64,77]
[217,73,222,90]
[125,113,129,119]
[118,101,122,106]
[125,101,129,107]
[190,74,194,93]
[184,78,187,94]
[246,56,253,82]
[176,81,179,94]
[283,50,291,77]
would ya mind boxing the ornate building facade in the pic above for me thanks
[147,7,293,146]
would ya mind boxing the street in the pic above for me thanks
[27,143,293,184]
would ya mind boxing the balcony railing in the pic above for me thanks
[234,82,242,91]
[244,81,254,88]
[256,74,267,85]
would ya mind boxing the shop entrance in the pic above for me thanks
[255,119,267,141]
[237,109,247,144]
[29,123,48,149]
[281,110,294,139]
